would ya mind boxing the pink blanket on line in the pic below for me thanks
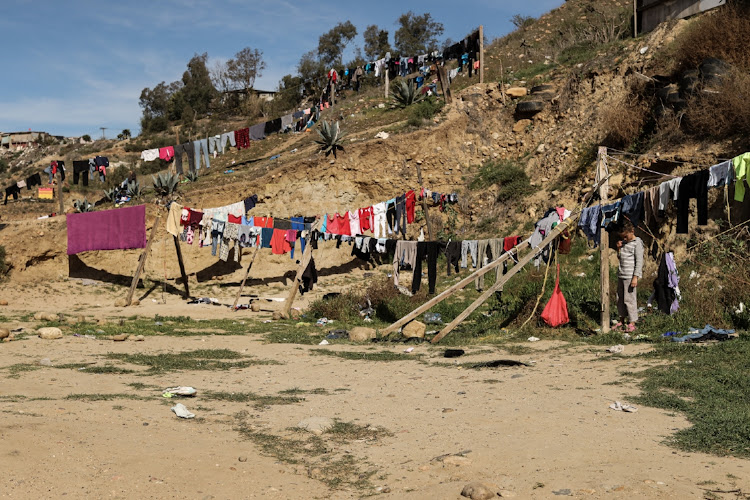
[67,204,147,255]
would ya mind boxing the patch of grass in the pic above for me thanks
[106,349,280,374]
[0,394,28,402]
[469,159,535,203]
[4,363,41,378]
[65,393,148,402]
[310,349,421,362]
[279,387,329,395]
[407,97,443,127]
[54,363,135,374]
[325,420,392,443]
[203,390,303,408]
[127,382,157,390]
[631,335,750,457]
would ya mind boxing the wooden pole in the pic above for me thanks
[56,169,64,215]
[282,235,314,318]
[232,246,260,309]
[431,217,577,343]
[479,25,484,84]
[380,240,530,337]
[415,163,433,241]
[173,235,190,299]
[598,146,611,334]
[125,211,162,306]
[385,67,390,100]
[633,0,638,37]
[436,64,452,104]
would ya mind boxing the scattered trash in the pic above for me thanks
[224,169,234,174]
[163,386,197,398]
[39,358,53,366]
[404,347,415,353]
[363,317,373,322]
[375,131,389,139]
[187,297,220,305]
[639,46,649,54]
[290,148,298,153]
[575,272,586,278]
[316,318,328,326]
[670,325,736,343]
[444,349,465,358]
[632,334,650,341]
[154,321,163,326]
[735,302,745,315]
[269,154,280,160]
[470,359,532,368]
[622,333,631,341]
[606,345,624,354]
[318,339,330,345]
[689,270,700,280]
[609,401,638,413]
[171,403,195,419]
[527,336,540,342]
[423,312,442,324]
[326,329,348,339]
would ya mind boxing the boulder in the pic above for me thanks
[129,335,145,341]
[250,303,261,312]
[461,482,496,500]
[34,312,58,322]
[38,327,63,340]
[506,87,527,98]
[0,300,8,306]
[349,327,376,342]
[272,311,285,320]
[0,328,10,339]
[402,321,426,339]
[131,299,140,306]
[112,334,130,341]
[114,298,128,308]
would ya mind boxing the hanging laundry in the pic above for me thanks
[620,192,645,226]
[475,239,491,291]
[67,205,147,255]
[4,184,21,204]
[461,240,478,268]
[194,139,211,170]
[643,186,661,227]
[708,160,734,188]
[405,190,416,223]
[412,242,441,295]
[658,178,681,211]
[270,229,292,255]
[264,118,282,135]
[235,128,251,149]
[244,194,258,213]
[733,153,750,202]
[173,143,195,174]
[72,160,90,186]
[300,255,318,295]
[676,169,709,234]
[393,241,418,287]
[372,202,387,238]
[348,210,361,236]
[26,173,42,190]
[220,132,236,152]
[359,206,373,233]
[445,241,461,275]
[652,251,680,315]
[159,146,175,162]
[578,206,601,247]
[140,148,159,162]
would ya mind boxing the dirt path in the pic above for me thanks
[2,322,749,499]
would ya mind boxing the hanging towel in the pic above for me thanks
[67,205,147,255]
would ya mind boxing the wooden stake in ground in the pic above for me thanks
[415,162,433,241]
[598,146,611,334]
[173,235,190,299]
[232,246,260,309]
[125,211,162,306]
[385,67,390,100]
[436,64,452,104]
[282,233,315,318]
[56,170,64,215]
[479,25,484,84]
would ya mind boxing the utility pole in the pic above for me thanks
[100,127,108,140]
[597,146,611,334]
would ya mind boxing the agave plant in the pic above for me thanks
[315,120,346,158]
[185,171,199,183]
[102,187,116,202]
[127,180,142,199]
[73,198,94,213]
[152,172,179,198]
[390,79,424,108]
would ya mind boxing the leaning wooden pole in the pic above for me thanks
[232,246,261,309]
[431,217,578,343]
[125,211,162,306]
[415,162,433,241]
[479,25,484,84]
[598,146,611,334]
[380,240,530,337]
[282,232,316,318]
[56,169,64,215]
[173,235,190,299]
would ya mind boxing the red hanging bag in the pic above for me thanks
[541,263,570,327]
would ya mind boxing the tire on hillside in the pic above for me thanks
[699,57,729,77]
[530,84,554,94]
[679,70,699,96]
[516,101,545,113]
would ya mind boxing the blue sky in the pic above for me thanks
[0,0,561,138]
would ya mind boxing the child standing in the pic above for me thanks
[616,221,644,332]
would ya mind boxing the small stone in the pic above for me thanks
[272,311,284,320]
[114,298,128,308]
[112,334,129,341]
[513,119,531,134]
[39,358,53,366]
[0,300,8,306]
[499,491,517,498]
[250,303,261,312]
[536,143,546,154]
[552,489,572,496]
[297,416,335,435]
[461,481,495,500]
[349,327,376,342]
[506,87,527,98]
[442,408,455,413]
[131,299,140,306]
[402,320,426,339]
[0,328,10,339]
[38,327,63,340]
[238,456,248,463]
[129,335,145,341]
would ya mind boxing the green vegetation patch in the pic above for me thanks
[203,390,303,408]
[310,349,421,362]
[469,160,535,202]
[106,349,280,374]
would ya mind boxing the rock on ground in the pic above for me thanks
[38,327,63,340]
[349,327,376,342]
[402,320,426,339]
[461,481,496,500]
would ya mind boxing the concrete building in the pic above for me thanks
[0,131,62,150]
[635,0,726,34]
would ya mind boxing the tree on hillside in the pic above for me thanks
[363,24,392,60]
[297,50,326,95]
[226,47,266,91]
[210,60,232,93]
[394,12,444,55]
[122,129,131,139]
[318,21,357,67]
[511,14,535,30]
[139,81,170,120]
[180,53,217,116]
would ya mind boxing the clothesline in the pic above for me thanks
[605,147,731,168]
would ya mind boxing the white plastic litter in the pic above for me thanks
[171,403,195,419]
[606,345,624,354]
[318,339,330,345]
[609,401,637,413]
[164,386,197,397]
[527,336,540,342]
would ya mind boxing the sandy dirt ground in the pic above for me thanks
[1,284,749,500]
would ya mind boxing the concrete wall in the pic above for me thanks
[636,0,726,34]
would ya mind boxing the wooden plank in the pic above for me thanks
[479,25,484,84]
[436,64,452,104]
[598,146,611,333]
[173,235,190,299]
[281,236,314,318]
[56,170,64,215]
[431,217,577,343]
[125,211,162,306]
[415,162,433,241]
[232,246,260,309]
[379,240,530,337]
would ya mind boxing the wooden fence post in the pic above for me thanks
[282,235,315,318]
[598,146,611,334]
[232,246,260,309]
[173,235,190,299]
[125,211,161,306]
[56,170,64,215]
[415,162,433,241]
[479,25,484,84]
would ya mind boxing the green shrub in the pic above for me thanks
[0,245,9,279]
[469,160,534,202]
[407,97,443,127]
[0,157,8,174]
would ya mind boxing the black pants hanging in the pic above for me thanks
[4,184,20,204]
[412,242,441,295]
[676,170,709,234]
[72,160,89,186]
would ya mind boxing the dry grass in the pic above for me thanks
[685,69,750,142]
[671,3,750,72]
[599,91,650,148]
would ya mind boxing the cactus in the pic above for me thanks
[102,187,116,202]
[152,172,179,198]
[186,171,199,183]
[390,79,424,108]
[73,198,94,213]
[315,120,346,158]
[127,180,142,199]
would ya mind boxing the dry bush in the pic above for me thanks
[599,93,650,148]
[652,109,686,146]
[685,69,750,139]
[672,2,750,71]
